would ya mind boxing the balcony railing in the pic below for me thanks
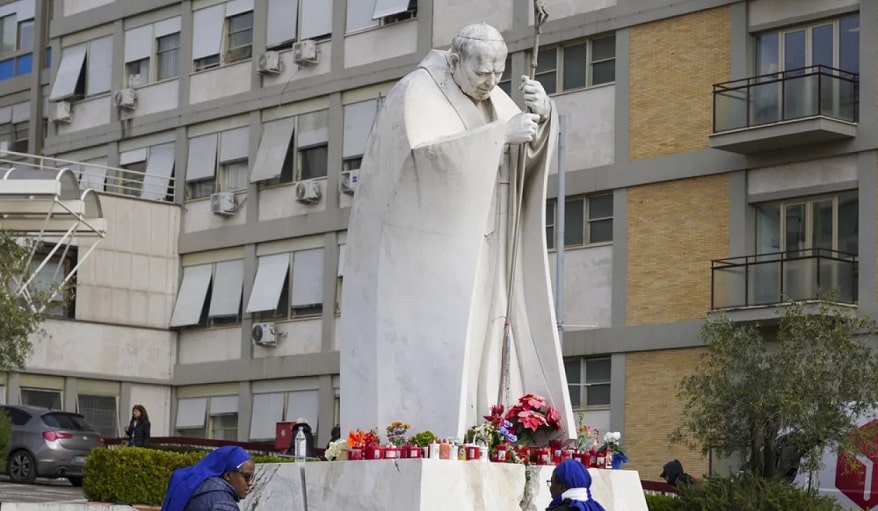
[711,248,858,310]
[0,149,175,203]
[713,65,859,133]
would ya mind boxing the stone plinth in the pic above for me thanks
[242,461,648,511]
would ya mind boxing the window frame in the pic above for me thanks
[565,356,612,411]
[535,35,617,95]
[298,143,328,181]
[257,250,324,322]
[754,191,859,256]
[225,11,253,63]
[547,193,614,250]
[156,32,180,81]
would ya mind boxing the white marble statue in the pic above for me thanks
[340,23,575,441]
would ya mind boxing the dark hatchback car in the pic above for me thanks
[1,405,104,486]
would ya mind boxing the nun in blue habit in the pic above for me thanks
[161,445,256,511]
[547,459,607,511]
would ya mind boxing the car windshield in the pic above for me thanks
[41,412,94,431]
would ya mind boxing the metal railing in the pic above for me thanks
[711,248,858,310]
[713,65,859,133]
[0,149,176,203]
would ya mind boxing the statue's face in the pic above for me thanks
[451,45,507,102]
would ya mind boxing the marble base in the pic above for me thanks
[242,460,648,511]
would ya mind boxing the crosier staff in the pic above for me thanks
[498,0,550,407]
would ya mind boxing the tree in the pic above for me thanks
[672,297,878,479]
[0,231,48,369]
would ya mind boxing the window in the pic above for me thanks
[535,35,616,95]
[249,390,319,441]
[346,0,416,33]
[547,193,613,249]
[175,397,207,437]
[48,36,112,101]
[299,145,327,180]
[269,0,332,47]
[157,33,180,80]
[124,17,181,86]
[185,127,249,199]
[118,160,147,197]
[77,395,117,438]
[755,15,859,123]
[565,357,611,410]
[169,260,244,328]
[253,110,328,185]
[12,121,27,152]
[21,388,61,409]
[126,59,148,88]
[245,249,324,320]
[341,99,378,173]
[116,143,175,200]
[0,3,34,81]
[755,191,858,256]
[30,244,77,318]
[208,396,238,440]
[226,11,252,62]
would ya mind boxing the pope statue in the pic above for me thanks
[340,22,575,440]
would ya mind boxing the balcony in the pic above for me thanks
[710,65,858,153]
[711,249,857,320]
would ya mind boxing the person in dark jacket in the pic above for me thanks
[547,459,607,511]
[660,459,696,488]
[125,404,151,447]
[161,445,255,511]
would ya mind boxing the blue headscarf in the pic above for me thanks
[161,445,251,511]
[548,460,607,511]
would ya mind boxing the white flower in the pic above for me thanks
[325,439,349,461]
[612,432,621,442]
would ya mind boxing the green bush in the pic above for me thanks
[0,411,11,471]
[674,473,844,511]
[83,447,296,506]
[646,494,680,511]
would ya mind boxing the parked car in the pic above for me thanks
[0,405,104,486]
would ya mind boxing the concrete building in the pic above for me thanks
[1,0,872,479]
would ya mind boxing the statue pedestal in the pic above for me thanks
[241,460,649,511]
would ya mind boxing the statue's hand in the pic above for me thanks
[505,113,541,144]
[520,76,551,120]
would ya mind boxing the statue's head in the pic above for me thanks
[449,23,508,102]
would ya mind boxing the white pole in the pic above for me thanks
[555,115,566,350]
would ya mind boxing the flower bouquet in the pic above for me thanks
[600,431,629,469]
[503,393,562,447]
[348,428,381,459]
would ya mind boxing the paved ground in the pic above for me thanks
[0,476,85,503]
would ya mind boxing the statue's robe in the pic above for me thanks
[340,49,575,440]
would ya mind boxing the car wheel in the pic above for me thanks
[7,450,37,484]
[67,476,83,487]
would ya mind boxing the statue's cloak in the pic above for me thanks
[340,50,575,440]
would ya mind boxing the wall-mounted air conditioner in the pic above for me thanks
[339,170,359,195]
[210,192,237,216]
[252,322,277,346]
[295,181,322,204]
[113,88,137,110]
[51,101,72,123]
[292,40,318,65]
[257,51,282,74]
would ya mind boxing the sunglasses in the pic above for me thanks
[236,469,255,482]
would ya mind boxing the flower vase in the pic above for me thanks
[348,447,363,461]
[611,453,628,470]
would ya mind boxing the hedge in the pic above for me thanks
[646,494,680,511]
[83,447,294,506]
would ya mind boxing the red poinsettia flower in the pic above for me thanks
[545,406,562,430]
[484,404,505,425]
[517,409,548,432]
[521,394,547,411]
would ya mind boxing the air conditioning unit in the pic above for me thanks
[51,101,72,123]
[210,192,237,215]
[295,180,322,204]
[113,88,137,110]
[292,40,318,65]
[257,51,282,74]
[339,170,359,195]
[251,322,277,346]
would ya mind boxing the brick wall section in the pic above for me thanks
[629,7,731,160]
[626,175,729,325]
[625,348,709,481]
